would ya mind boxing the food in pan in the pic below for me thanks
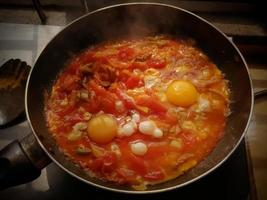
[45,36,230,190]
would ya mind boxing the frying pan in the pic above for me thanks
[0,2,260,193]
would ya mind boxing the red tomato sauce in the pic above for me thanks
[45,36,230,189]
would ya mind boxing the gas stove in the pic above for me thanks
[0,1,266,199]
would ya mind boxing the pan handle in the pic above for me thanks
[254,89,267,100]
[0,134,51,190]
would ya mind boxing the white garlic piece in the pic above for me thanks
[138,120,156,135]
[130,142,148,156]
[115,100,125,112]
[118,121,136,137]
[132,113,140,123]
[153,128,163,138]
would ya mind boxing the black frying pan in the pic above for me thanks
[0,3,259,193]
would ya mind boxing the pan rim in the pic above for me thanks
[25,2,254,194]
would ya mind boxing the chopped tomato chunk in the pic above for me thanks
[130,62,147,70]
[144,169,165,180]
[125,75,144,89]
[125,153,147,176]
[59,74,78,91]
[118,47,135,60]
[64,112,84,125]
[146,58,166,69]
[115,88,136,109]
[56,104,76,117]
[135,95,167,114]
[88,80,118,113]
[90,153,117,174]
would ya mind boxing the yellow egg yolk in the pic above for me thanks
[166,80,198,107]
[87,114,117,144]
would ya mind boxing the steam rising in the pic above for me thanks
[85,4,184,42]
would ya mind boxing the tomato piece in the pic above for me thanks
[56,104,76,117]
[99,96,116,113]
[116,69,132,82]
[180,132,197,151]
[101,153,117,173]
[153,112,178,126]
[79,51,95,64]
[115,88,136,109]
[120,144,164,180]
[67,59,81,74]
[135,95,167,114]
[80,100,99,113]
[89,80,107,96]
[146,59,166,69]
[126,153,147,175]
[56,124,72,133]
[59,74,78,92]
[90,153,117,174]
[165,114,178,125]
[130,62,147,70]
[52,91,66,100]
[125,75,144,89]
[89,80,118,113]
[90,158,103,172]
[107,57,130,69]
[145,145,178,160]
[120,143,147,176]
[118,47,135,60]
[144,169,165,180]
[64,112,84,125]
[116,168,134,179]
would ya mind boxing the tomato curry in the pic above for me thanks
[45,36,230,190]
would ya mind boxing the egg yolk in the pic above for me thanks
[87,114,117,144]
[166,80,198,107]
